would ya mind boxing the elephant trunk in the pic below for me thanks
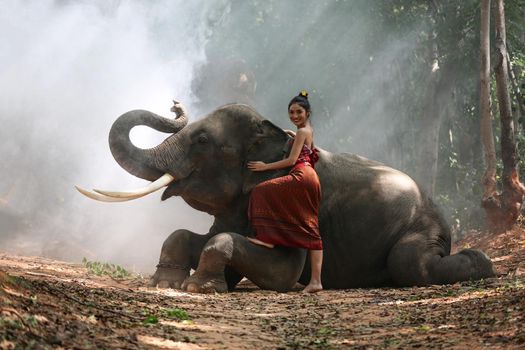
[109,107,188,181]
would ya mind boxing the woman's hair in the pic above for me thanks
[288,90,311,113]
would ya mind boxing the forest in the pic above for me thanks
[195,0,525,237]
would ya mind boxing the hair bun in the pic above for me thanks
[299,90,309,98]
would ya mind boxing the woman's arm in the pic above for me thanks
[247,129,308,172]
[284,129,296,137]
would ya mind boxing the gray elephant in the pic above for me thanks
[77,102,495,292]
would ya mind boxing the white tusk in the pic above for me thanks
[75,186,138,202]
[93,173,175,199]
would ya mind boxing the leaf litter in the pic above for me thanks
[0,227,524,349]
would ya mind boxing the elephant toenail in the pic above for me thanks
[185,283,200,293]
[157,280,170,288]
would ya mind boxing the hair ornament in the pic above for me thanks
[288,90,311,112]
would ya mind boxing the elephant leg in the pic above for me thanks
[387,232,495,286]
[149,229,210,289]
[182,232,307,293]
[426,249,495,284]
[224,267,243,291]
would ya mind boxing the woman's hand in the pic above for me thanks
[247,161,268,172]
[284,129,296,137]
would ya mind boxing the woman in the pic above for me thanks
[247,90,323,293]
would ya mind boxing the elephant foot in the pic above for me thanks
[181,273,228,293]
[148,263,190,289]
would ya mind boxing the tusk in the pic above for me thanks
[93,173,175,199]
[75,186,138,202]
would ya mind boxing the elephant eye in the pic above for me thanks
[198,134,208,144]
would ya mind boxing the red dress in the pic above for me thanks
[248,144,322,250]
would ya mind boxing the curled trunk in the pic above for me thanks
[109,109,187,181]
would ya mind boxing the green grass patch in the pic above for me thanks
[82,258,131,279]
[164,308,191,321]
[0,317,23,330]
[141,308,191,326]
[143,315,158,325]
[317,326,336,336]
[414,324,432,332]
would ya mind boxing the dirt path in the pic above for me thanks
[1,229,524,349]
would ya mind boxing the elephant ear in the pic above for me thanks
[242,120,291,194]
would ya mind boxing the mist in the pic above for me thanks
[1,1,447,272]
[0,0,217,271]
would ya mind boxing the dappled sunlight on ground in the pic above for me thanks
[137,334,205,349]
[1,227,524,348]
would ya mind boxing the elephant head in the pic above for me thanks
[77,102,291,216]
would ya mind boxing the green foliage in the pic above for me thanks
[164,308,191,321]
[3,273,20,286]
[25,315,38,327]
[81,258,131,279]
[200,0,525,235]
[516,132,525,177]
[142,315,158,325]
[414,324,432,332]
[141,307,191,326]
[431,0,525,235]
[312,337,332,348]
[317,326,336,336]
[0,317,23,330]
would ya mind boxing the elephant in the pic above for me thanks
[77,101,495,292]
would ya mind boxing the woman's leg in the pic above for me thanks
[247,237,274,249]
[303,249,323,293]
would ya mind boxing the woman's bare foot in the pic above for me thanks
[247,237,274,249]
[302,282,323,293]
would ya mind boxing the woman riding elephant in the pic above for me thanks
[247,91,324,293]
[76,99,495,293]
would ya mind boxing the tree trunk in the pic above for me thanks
[480,0,498,227]
[483,0,525,232]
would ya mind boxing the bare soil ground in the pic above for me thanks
[1,228,524,349]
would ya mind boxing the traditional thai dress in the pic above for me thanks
[248,142,322,250]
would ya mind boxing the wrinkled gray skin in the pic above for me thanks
[108,104,495,292]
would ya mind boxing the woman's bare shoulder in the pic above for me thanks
[296,127,313,137]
